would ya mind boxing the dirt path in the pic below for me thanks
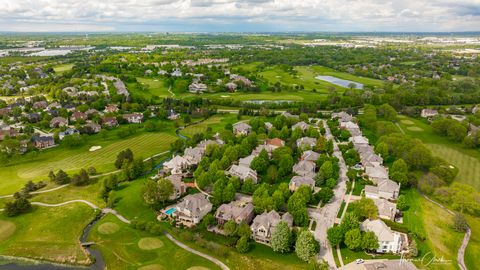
[165,233,230,270]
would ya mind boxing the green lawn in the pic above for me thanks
[110,178,158,222]
[180,114,241,138]
[309,66,385,87]
[465,215,480,270]
[88,214,220,270]
[53,64,74,73]
[0,129,177,196]
[0,204,96,265]
[134,77,172,98]
[402,190,464,270]
[397,115,480,190]
[340,246,399,265]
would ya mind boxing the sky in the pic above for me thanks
[0,0,479,32]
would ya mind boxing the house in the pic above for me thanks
[32,101,48,110]
[84,122,101,133]
[50,117,68,128]
[365,179,400,200]
[46,102,62,111]
[164,155,190,175]
[113,79,129,96]
[301,150,320,163]
[265,138,285,149]
[70,111,87,122]
[174,193,212,227]
[189,83,208,93]
[167,109,180,120]
[421,109,438,119]
[85,108,100,117]
[360,219,404,253]
[183,146,204,166]
[230,74,253,87]
[365,164,389,184]
[101,116,118,127]
[104,104,119,113]
[250,210,293,245]
[123,113,144,123]
[171,68,183,77]
[289,175,315,191]
[233,122,252,136]
[293,160,316,178]
[26,112,41,123]
[225,82,237,92]
[227,165,258,183]
[264,122,273,130]
[32,135,55,149]
[351,136,369,146]
[281,112,299,119]
[0,129,19,141]
[165,174,187,200]
[215,200,255,225]
[339,121,359,130]
[238,154,256,168]
[292,121,309,131]
[0,107,12,117]
[59,128,79,140]
[332,111,353,122]
[296,137,317,149]
[373,198,397,221]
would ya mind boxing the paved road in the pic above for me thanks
[313,120,348,269]
[165,233,230,270]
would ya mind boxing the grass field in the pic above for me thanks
[465,215,480,270]
[88,214,220,270]
[402,190,464,270]
[180,114,241,138]
[53,64,74,73]
[0,130,177,196]
[0,204,96,265]
[134,77,172,98]
[396,115,480,190]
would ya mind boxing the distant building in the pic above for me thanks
[123,113,144,123]
[50,117,68,128]
[296,137,317,149]
[32,135,55,149]
[421,109,438,119]
[232,122,252,136]
[101,116,118,127]
[189,83,208,93]
[59,128,79,140]
[70,111,87,122]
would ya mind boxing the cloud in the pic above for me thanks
[0,0,477,32]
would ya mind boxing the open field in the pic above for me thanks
[397,115,480,190]
[0,130,177,196]
[180,114,241,138]
[133,77,172,98]
[402,190,464,270]
[88,214,220,270]
[0,204,96,265]
[465,215,480,270]
[53,64,74,73]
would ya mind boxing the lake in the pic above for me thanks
[315,75,364,89]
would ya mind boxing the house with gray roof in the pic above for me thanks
[174,193,212,227]
[50,117,68,128]
[360,219,404,253]
[301,150,320,163]
[165,174,187,200]
[373,198,397,221]
[250,210,293,245]
[293,160,316,177]
[365,179,400,200]
[289,175,315,191]
[215,200,254,225]
[233,122,252,136]
[292,121,309,131]
[296,137,317,149]
[227,165,258,184]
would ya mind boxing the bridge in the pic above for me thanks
[81,242,95,247]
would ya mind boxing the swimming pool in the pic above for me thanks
[165,207,176,215]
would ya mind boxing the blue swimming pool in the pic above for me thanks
[165,207,176,215]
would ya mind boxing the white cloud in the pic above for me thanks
[0,0,477,31]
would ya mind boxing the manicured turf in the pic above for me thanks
[138,237,164,250]
[134,77,172,98]
[397,116,480,190]
[340,246,399,265]
[31,179,106,207]
[309,65,384,87]
[0,204,96,265]
[181,114,241,138]
[0,130,177,195]
[53,64,74,73]
[465,215,480,270]
[402,190,464,270]
[88,214,220,270]
[98,222,120,234]
[0,220,16,242]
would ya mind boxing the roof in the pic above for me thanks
[176,193,211,216]
[290,175,315,188]
[228,165,257,181]
[265,138,285,147]
[215,200,254,222]
[373,198,397,219]
[293,160,316,175]
[296,137,317,147]
[301,150,320,162]
[292,121,309,131]
[233,122,252,132]
[351,136,369,145]
[365,165,389,181]
[360,219,396,242]
[239,154,256,168]
[378,179,400,194]
[251,210,292,231]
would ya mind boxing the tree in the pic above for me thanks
[54,170,70,185]
[378,103,397,122]
[143,180,160,205]
[223,220,237,236]
[241,178,255,194]
[340,213,359,234]
[315,187,334,204]
[71,168,90,186]
[157,178,174,204]
[115,149,134,169]
[307,258,329,270]
[319,161,334,180]
[272,190,285,211]
[351,198,378,221]
[391,159,408,175]
[453,213,469,232]
[361,231,379,251]
[222,183,236,203]
[397,195,408,211]
[236,236,250,253]
[4,194,31,217]
[327,226,343,247]
[288,191,309,226]
[251,150,269,173]
[344,229,362,250]
[266,165,279,184]
[295,230,319,262]
[375,142,389,159]
[271,221,292,253]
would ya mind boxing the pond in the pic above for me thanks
[315,75,364,89]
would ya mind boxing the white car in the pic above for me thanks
[355,259,364,264]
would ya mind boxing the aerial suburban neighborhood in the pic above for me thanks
[0,7,479,270]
